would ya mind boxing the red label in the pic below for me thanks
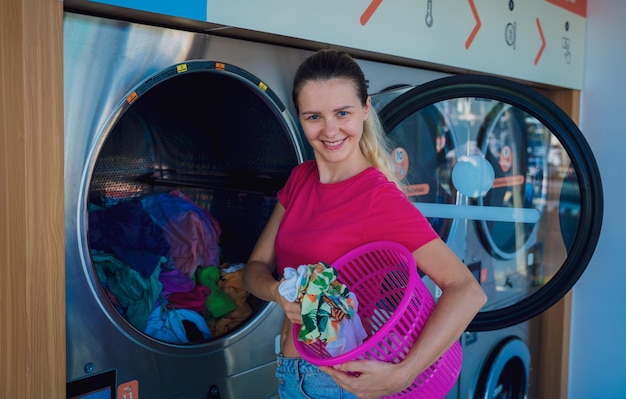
[545,0,586,18]
[118,380,139,399]
[492,175,525,188]
[499,145,513,173]
[406,183,430,196]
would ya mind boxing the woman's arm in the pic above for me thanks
[243,203,302,323]
[398,238,487,376]
[243,202,284,302]
[323,238,487,398]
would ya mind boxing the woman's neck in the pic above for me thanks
[316,155,371,184]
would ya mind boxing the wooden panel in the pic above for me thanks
[529,88,580,399]
[0,0,65,398]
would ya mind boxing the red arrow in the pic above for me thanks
[465,0,481,49]
[535,17,546,65]
[361,0,383,26]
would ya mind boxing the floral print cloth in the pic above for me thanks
[280,262,366,355]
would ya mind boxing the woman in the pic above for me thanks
[243,49,487,399]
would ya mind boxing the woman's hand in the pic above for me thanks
[320,359,415,399]
[276,287,303,324]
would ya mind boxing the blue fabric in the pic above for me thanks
[89,200,170,278]
[276,354,359,399]
[144,302,212,344]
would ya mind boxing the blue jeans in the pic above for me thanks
[276,354,360,399]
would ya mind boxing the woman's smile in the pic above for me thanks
[323,137,348,148]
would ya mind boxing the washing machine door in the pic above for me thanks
[376,75,603,331]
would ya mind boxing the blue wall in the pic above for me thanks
[570,2,626,397]
[90,0,207,21]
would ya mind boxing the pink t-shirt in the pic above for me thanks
[275,160,438,276]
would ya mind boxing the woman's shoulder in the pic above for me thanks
[293,159,317,172]
[363,169,412,202]
[360,167,400,191]
[289,160,317,181]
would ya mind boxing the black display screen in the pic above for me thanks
[66,369,116,399]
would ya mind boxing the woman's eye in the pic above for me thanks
[337,111,348,117]
[308,114,320,121]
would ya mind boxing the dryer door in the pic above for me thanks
[376,75,603,331]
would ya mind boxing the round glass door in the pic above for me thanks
[83,60,304,346]
[377,75,603,330]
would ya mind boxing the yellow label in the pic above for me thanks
[216,62,226,71]
[258,81,268,92]
[176,64,188,73]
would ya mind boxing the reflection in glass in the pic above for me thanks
[386,104,457,240]
[393,98,581,311]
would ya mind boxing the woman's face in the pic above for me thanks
[297,78,370,166]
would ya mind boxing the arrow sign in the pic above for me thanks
[535,17,546,65]
[361,0,383,26]
[466,0,481,49]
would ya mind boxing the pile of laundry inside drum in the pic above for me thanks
[88,189,254,344]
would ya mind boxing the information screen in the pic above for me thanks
[66,370,116,399]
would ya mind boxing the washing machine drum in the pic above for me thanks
[85,61,302,345]
[474,338,530,399]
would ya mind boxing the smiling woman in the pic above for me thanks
[243,49,487,399]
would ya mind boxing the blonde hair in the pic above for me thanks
[293,49,405,189]
[361,107,404,188]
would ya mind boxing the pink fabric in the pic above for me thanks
[165,211,217,277]
[170,190,222,239]
[141,191,220,277]
[275,161,438,276]
[167,285,211,313]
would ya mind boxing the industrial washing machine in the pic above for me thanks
[371,77,603,399]
[64,10,603,399]
[63,12,316,399]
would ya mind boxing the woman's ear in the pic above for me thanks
[364,96,372,118]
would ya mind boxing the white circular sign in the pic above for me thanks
[451,155,495,198]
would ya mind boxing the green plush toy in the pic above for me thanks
[197,266,237,318]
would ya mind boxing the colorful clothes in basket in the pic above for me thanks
[281,262,367,356]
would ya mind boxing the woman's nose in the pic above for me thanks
[323,118,339,136]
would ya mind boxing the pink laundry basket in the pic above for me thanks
[293,241,463,399]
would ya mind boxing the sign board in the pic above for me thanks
[88,0,586,89]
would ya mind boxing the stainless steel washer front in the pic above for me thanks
[65,13,311,398]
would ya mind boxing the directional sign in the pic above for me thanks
[88,0,586,89]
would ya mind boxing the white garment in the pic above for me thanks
[325,292,368,356]
[278,265,308,302]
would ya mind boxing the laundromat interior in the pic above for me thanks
[2,1,625,399]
